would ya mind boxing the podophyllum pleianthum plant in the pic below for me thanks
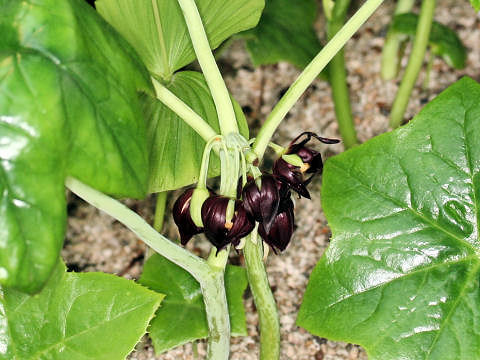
[1,0,480,359]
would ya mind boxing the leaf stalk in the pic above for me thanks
[252,0,386,162]
[177,0,239,135]
[244,231,280,360]
[389,0,437,128]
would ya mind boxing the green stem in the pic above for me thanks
[244,232,280,360]
[252,0,386,161]
[380,0,415,80]
[153,191,168,232]
[152,77,217,141]
[66,177,231,360]
[176,0,238,135]
[199,268,230,360]
[390,0,436,128]
[327,0,358,149]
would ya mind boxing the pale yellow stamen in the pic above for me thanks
[300,163,310,173]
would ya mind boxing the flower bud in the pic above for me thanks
[258,195,295,253]
[173,188,203,245]
[242,174,280,232]
[190,187,210,227]
[201,196,255,251]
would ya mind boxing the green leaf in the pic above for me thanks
[96,0,265,80]
[391,13,467,69]
[144,71,248,193]
[241,0,322,68]
[298,77,480,359]
[0,261,163,359]
[470,0,480,11]
[0,0,152,292]
[139,254,248,354]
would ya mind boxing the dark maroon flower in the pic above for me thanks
[173,188,203,246]
[242,175,280,232]
[273,158,311,199]
[201,196,255,251]
[258,195,295,253]
[273,132,339,198]
[287,132,340,174]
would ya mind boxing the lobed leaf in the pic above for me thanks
[0,261,163,359]
[143,71,248,193]
[298,77,480,359]
[139,253,248,354]
[391,13,467,69]
[241,0,322,69]
[96,0,265,80]
[0,0,152,292]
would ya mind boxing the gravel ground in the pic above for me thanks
[63,1,480,359]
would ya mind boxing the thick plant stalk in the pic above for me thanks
[244,233,280,360]
[176,0,238,135]
[252,0,386,161]
[380,0,415,80]
[326,0,358,149]
[390,0,436,128]
[200,268,230,360]
[152,78,217,142]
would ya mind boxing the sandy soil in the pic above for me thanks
[63,1,480,359]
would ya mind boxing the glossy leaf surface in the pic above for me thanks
[143,71,248,193]
[0,262,163,359]
[139,254,248,354]
[298,77,480,359]
[0,0,151,292]
[242,0,322,68]
[96,0,264,79]
[392,13,466,69]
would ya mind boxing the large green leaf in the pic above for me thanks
[391,13,467,69]
[96,0,265,79]
[298,77,480,359]
[241,0,322,68]
[144,71,248,193]
[0,261,163,359]
[139,254,248,354]
[0,0,152,292]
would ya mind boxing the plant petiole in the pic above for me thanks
[152,77,217,141]
[177,0,238,136]
[390,0,437,128]
[252,0,387,161]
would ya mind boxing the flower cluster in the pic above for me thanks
[173,132,339,253]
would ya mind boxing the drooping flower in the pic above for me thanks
[273,158,311,199]
[258,194,295,253]
[242,174,280,232]
[173,188,203,245]
[286,132,339,173]
[273,132,339,198]
[201,196,255,251]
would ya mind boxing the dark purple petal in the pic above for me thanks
[242,175,280,232]
[229,201,255,246]
[201,196,230,250]
[287,132,338,175]
[273,158,310,199]
[258,196,295,252]
[173,188,203,245]
[201,196,255,251]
